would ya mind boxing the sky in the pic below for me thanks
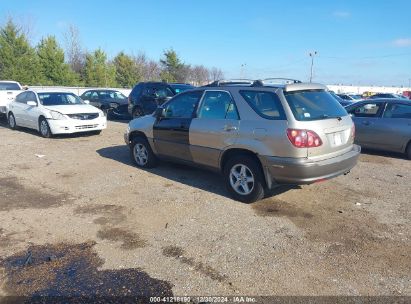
[1,0,411,86]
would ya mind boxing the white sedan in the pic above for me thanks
[7,90,107,137]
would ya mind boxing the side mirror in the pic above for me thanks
[83,100,90,104]
[27,101,37,106]
[154,107,164,118]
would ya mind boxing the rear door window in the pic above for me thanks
[163,91,203,118]
[198,91,239,120]
[240,90,286,120]
[383,103,411,119]
[349,102,384,118]
[284,90,347,121]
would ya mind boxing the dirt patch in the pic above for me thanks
[162,246,226,282]
[360,154,393,165]
[0,242,173,297]
[252,198,313,219]
[0,177,68,211]
[97,228,147,250]
[74,204,127,226]
[73,204,124,215]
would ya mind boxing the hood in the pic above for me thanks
[44,104,101,114]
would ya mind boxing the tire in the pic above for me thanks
[8,113,17,130]
[406,142,411,160]
[39,117,52,138]
[130,136,158,168]
[223,155,265,203]
[132,107,144,119]
[102,108,112,120]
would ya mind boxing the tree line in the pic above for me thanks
[0,20,224,88]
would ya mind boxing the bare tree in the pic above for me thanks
[63,24,85,74]
[210,67,224,81]
[191,65,210,86]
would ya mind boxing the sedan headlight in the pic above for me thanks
[49,111,66,120]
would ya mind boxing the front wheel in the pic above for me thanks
[130,136,158,168]
[224,155,265,203]
[8,113,17,130]
[39,117,52,138]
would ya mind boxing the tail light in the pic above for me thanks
[287,129,322,148]
[351,124,355,140]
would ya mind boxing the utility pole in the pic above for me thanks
[309,51,318,83]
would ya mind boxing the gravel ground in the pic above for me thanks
[0,117,410,298]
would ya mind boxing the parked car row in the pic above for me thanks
[4,78,410,203]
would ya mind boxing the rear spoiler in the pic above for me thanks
[284,83,327,92]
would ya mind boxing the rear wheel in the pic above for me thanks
[39,117,52,138]
[223,155,265,203]
[130,136,158,168]
[8,113,17,130]
[132,107,144,119]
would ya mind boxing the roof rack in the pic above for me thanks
[204,79,254,87]
[252,78,302,87]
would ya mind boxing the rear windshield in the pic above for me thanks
[0,82,21,90]
[284,90,347,121]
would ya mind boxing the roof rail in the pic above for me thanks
[252,78,302,87]
[204,79,254,87]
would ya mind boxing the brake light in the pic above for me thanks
[287,129,322,148]
[351,124,355,140]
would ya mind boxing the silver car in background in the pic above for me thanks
[125,79,360,203]
[346,99,411,159]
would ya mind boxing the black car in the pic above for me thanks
[330,92,354,107]
[80,89,130,119]
[367,93,400,99]
[128,82,195,118]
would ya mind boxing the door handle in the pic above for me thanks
[223,125,238,132]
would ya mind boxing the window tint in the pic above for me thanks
[83,91,92,98]
[383,103,411,119]
[349,103,382,117]
[90,91,99,99]
[198,91,239,120]
[163,91,203,119]
[0,82,21,90]
[240,90,285,120]
[130,84,142,101]
[284,90,347,121]
[15,92,27,103]
[26,92,37,102]
[154,86,174,98]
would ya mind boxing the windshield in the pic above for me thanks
[284,90,348,121]
[0,82,21,90]
[170,84,194,94]
[38,92,85,106]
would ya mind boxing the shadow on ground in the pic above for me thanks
[97,145,297,201]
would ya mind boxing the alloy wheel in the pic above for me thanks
[229,164,255,195]
[133,143,148,166]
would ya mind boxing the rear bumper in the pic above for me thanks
[48,116,107,134]
[260,145,361,188]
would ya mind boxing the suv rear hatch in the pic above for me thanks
[283,86,354,160]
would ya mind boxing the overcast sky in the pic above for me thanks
[1,0,411,86]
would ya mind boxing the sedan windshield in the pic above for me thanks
[284,90,348,121]
[0,82,21,90]
[38,92,84,106]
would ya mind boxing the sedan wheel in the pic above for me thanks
[8,113,17,130]
[39,118,52,138]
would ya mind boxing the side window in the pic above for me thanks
[239,90,286,120]
[15,92,27,103]
[349,103,382,117]
[197,91,239,120]
[26,92,36,102]
[383,103,411,119]
[90,91,99,99]
[155,86,174,98]
[163,91,203,119]
[83,91,91,99]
